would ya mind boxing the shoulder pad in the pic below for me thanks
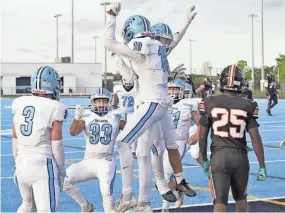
[199,97,210,115]
[128,38,150,55]
[251,101,259,118]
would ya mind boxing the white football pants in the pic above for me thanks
[16,155,59,212]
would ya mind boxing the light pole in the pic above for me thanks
[100,2,110,88]
[249,13,257,88]
[188,39,195,74]
[261,0,265,81]
[71,0,74,63]
[92,36,98,63]
[54,14,62,58]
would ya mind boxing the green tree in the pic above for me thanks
[275,54,285,84]
[236,60,252,80]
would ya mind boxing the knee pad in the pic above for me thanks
[17,202,36,213]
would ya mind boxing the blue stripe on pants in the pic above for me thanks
[151,144,158,156]
[110,166,116,195]
[47,159,56,212]
[122,103,158,143]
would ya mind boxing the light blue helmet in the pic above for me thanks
[90,88,112,116]
[168,78,185,101]
[184,82,194,98]
[31,66,61,100]
[122,15,152,44]
[151,23,173,46]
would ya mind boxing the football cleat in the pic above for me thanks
[162,191,177,202]
[176,179,196,197]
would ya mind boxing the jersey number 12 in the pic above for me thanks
[211,107,247,138]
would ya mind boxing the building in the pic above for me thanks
[0,62,102,95]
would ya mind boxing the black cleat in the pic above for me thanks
[266,109,273,116]
[162,191,177,202]
[176,179,197,197]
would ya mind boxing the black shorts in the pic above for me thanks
[269,93,278,104]
[209,148,249,205]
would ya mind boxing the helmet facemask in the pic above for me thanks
[91,98,110,116]
[153,35,173,47]
[122,81,134,92]
[168,86,183,101]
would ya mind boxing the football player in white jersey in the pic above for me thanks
[12,66,67,212]
[63,88,126,212]
[158,79,201,211]
[104,2,198,210]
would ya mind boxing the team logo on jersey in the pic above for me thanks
[105,157,113,162]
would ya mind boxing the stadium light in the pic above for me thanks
[71,0,74,63]
[92,36,99,63]
[100,2,111,87]
[188,39,195,74]
[249,13,257,87]
[54,14,62,58]
[261,0,265,81]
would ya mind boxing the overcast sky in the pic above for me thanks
[1,0,285,73]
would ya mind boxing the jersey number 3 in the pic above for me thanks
[211,108,247,138]
[20,106,35,136]
[89,123,113,145]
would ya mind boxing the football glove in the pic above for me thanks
[257,168,267,181]
[203,160,210,178]
[104,0,121,16]
[186,6,197,23]
[58,170,67,192]
[74,105,85,121]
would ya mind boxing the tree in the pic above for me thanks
[275,54,285,84]
[236,60,252,80]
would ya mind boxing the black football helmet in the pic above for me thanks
[219,64,244,93]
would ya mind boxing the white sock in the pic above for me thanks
[162,199,170,209]
[102,194,114,212]
[138,156,152,202]
[118,141,134,196]
[151,153,170,195]
[63,183,88,207]
[174,172,185,185]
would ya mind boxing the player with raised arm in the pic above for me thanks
[199,65,266,212]
[12,66,67,212]
[266,72,278,116]
[104,1,197,212]
[157,79,200,212]
[63,88,126,212]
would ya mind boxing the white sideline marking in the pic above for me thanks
[0,150,84,157]
[153,196,285,210]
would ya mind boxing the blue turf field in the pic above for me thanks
[1,97,285,212]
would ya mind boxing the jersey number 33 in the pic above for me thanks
[89,123,113,145]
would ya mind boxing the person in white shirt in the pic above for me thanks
[63,88,126,212]
[12,66,68,212]
[104,1,197,212]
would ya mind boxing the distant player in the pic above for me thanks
[63,88,126,212]
[104,2,197,212]
[241,80,253,101]
[160,79,200,211]
[195,77,213,98]
[12,66,67,212]
[199,65,266,212]
[266,72,278,116]
[281,138,285,149]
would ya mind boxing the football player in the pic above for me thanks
[266,72,278,116]
[241,80,253,101]
[12,66,67,212]
[199,65,266,212]
[63,88,126,212]
[195,77,213,98]
[104,1,197,212]
[281,138,285,149]
[158,79,200,211]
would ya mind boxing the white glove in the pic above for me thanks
[74,105,85,121]
[58,170,66,192]
[186,6,197,23]
[103,0,121,16]
[13,167,18,186]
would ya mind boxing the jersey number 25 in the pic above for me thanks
[211,107,247,138]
